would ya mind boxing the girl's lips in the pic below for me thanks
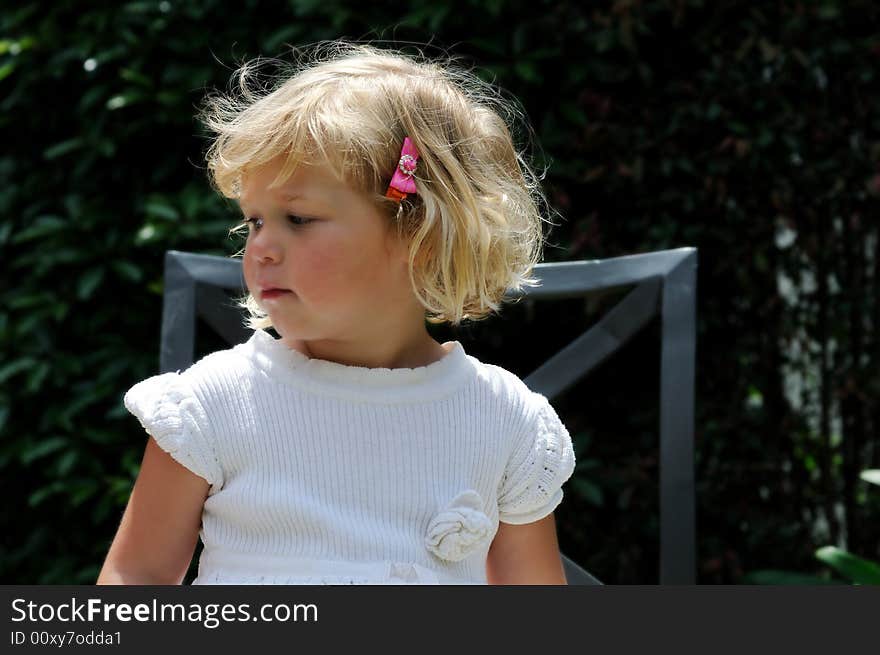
[261,289,293,299]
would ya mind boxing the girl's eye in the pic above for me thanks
[241,215,313,230]
[287,215,313,226]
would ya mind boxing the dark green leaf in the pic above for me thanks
[740,569,841,585]
[77,267,105,300]
[20,437,68,465]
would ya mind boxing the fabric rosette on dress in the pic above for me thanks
[424,489,494,562]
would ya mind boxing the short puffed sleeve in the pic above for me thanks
[497,392,576,525]
[123,371,224,494]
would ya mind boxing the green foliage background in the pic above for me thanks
[2,0,879,583]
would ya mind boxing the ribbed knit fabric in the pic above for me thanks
[123,329,576,585]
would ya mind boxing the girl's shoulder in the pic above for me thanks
[468,356,546,418]
[125,341,262,422]
[180,339,259,385]
[125,341,254,420]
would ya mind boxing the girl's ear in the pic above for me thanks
[382,205,416,262]
[381,219,409,267]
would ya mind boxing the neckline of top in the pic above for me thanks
[236,329,476,403]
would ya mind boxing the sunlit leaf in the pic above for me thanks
[0,62,16,82]
[815,546,880,585]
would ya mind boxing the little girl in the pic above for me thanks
[97,41,576,585]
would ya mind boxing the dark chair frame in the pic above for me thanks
[158,246,698,585]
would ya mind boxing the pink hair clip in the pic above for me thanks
[385,136,419,202]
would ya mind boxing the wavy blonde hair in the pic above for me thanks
[197,40,556,330]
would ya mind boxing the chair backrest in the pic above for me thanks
[159,247,698,584]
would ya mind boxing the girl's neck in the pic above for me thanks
[281,332,450,370]
[243,330,475,404]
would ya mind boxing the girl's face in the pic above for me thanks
[239,155,416,347]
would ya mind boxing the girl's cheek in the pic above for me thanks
[297,243,349,289]
[242,257,256,290]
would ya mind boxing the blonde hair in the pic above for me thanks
[197,40,557,330]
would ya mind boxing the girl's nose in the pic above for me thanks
[247,225,283,264]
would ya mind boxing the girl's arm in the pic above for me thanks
[485,512,568,585]
[96,435,209,585]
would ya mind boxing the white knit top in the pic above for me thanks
[123,329,576,585]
